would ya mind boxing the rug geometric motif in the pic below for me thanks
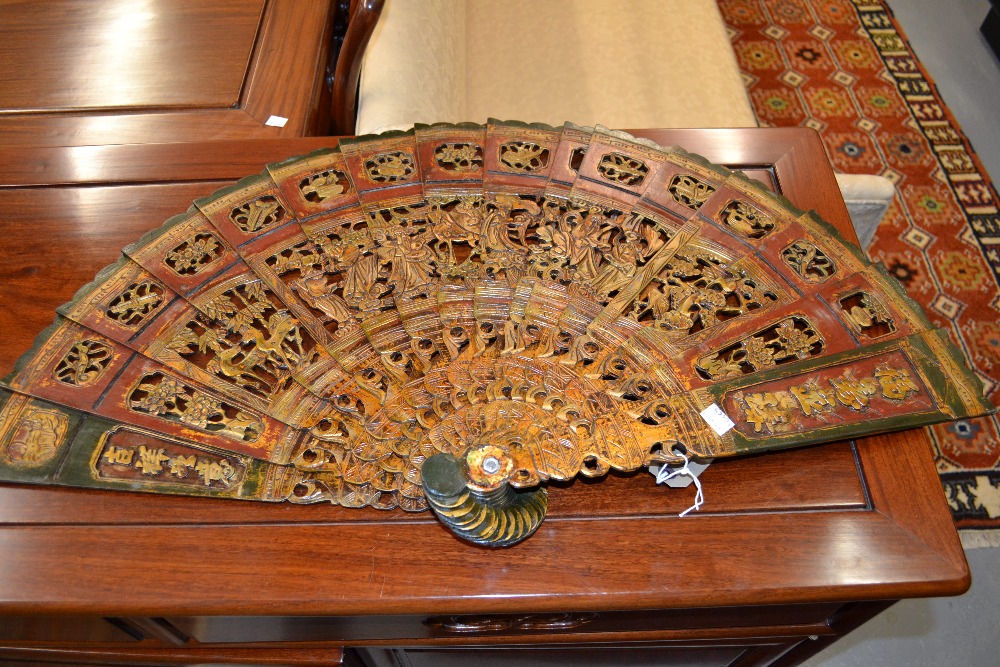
[717,0,1000,530]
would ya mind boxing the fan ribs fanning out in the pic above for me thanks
[0,122,992,545]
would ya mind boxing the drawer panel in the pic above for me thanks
[372,644,754,667]
[0,616,140,642]
[168,603,841,644]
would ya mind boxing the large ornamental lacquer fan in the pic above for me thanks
[0,122,991,547]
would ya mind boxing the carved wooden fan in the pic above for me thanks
[0,122,991,547]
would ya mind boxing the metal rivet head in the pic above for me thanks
[482,456,501,474]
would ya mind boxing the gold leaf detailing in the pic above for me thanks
[781,240,836,282]
[829,374,879,411]
[367,200,428,228]
[363,151,416,182]
[434,143,484,172]
[840,292,896,338]
[98,435,245,488]
[741,365,924,434]
[569,147,586,172]
[633,251,778,335]
[696,317,823,380]
[229,197,286,233]
[163,233,223,276]
[266,240,322,279]
[322,195,673,308]
[128,373,263,442]
[741,391,800,434]
[719,200,775,238]
[170,285,307,401]
[106,280,165,327]
[874,365,920,400]
[668,174,716,209]
[788,381,836,416]
[133,445,171,475]
[499,141,550,172]
[54,340,114,386]
[3,408,68,466]
[299,169,350,202]
[597,152,649,186]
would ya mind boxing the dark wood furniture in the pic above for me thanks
[330,0,385,135]
[0,0,340,146]
[0,129,969,667]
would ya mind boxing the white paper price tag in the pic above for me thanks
[265,115,289,128]
[700,403,735,436]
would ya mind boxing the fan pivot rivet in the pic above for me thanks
[482,456,501,474]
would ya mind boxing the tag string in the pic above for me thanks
[655,450,705,517]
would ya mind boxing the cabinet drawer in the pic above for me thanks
[360,644,786,667]
[168,603,841,644]
[0,615,140,642]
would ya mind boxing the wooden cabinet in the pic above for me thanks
[0,0,339,146]
[0,130,969,667]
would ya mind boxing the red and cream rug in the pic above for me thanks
[718,0,1000,539]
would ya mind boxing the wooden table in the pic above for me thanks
[0,0,338,146]
[0,129,969,667]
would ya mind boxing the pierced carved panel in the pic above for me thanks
[165,282,310,402]
[719,200,775,238]
[696,317,824,380]
[435,143,484,172]
[54,340,114,386]
[633,250,778,337]
[163,232,223,276]
[668,174,716,209]
[364,151,416,182]
[106,280,165,327]
[840,292,896,338]
[229,197,286,234]
[499,141,549,172]
[128,373,263,442]
[782,240,837,282]
[299,169,351,202]
[597,152,649,186]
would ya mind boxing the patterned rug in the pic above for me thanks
[717,0,1000,537]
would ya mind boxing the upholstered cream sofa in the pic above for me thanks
[353,0,894,247]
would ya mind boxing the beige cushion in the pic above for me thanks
[357,0,757,135]
[835,173,896,249]
[358,0,468,135]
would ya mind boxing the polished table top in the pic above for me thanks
[0,0,337,145]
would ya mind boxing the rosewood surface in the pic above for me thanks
[0,129,968,666]
[0,0,338,145]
